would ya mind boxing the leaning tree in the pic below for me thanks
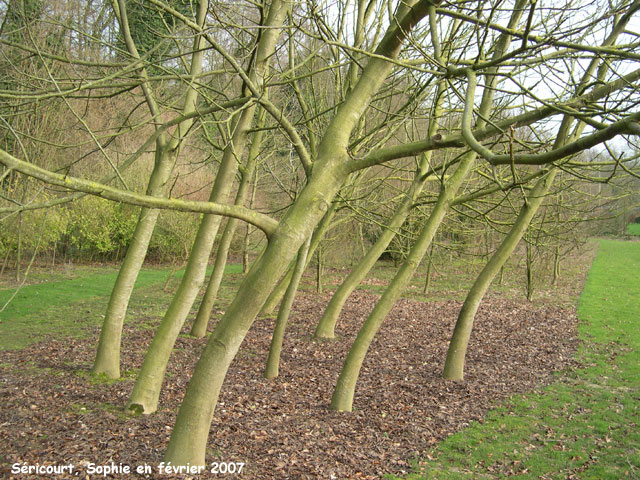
[1,0,640,468]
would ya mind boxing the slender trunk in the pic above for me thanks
[442,170,557,380]
[330,150,477,412]
[484,229,490,260]
[423,242,434,294]
[92,0,210,379]
[188,217,238,337]
[313,183,417,338]
[260,202,338,316]
[165,158,349,465]
[358,222,366,257]
[260,264,293,316]
[264,236,311,379]
[1,231,15,277]
[163,261,182,292]
[242,228,251,273]
[92,148,176,378]
[165,0,434,461]
[525,240,534,301]
[330,0,530,410]
[552,246,560,285]
[242,170,258,274]
[190,108,266,337]
[316,248,323,294]
[314,76,447,339]
[15,211,22,282]
[126,105,255,413]
[127,0,289,413]
[441,0,578,381]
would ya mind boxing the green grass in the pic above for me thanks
[626,223,640,236]
[345,243,594,308]
[394,239,640,479]
[0,263,242,350]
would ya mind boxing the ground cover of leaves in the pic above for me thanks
[1,290,579,479]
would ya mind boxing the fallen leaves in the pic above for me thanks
[0,290,580,479]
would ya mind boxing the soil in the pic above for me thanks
[0,290,580,479]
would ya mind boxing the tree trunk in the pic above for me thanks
[126,106,254,413]
[264,235,311,379]
[260,202,338,316]
[525,239,534,301]
[423,242,434,294]
[442,170,557,380]
[1,230,15,277]
[188,216,235,337]
[330,0,528,411]
[313,76,447,339]
[126,0,289,413]
[358,222,366,258]
[15,211,22,282]
[163,261,182,292]
[242,232,251,274]
[164,0,434,462]
[315,248,323,294]
[189,108,266,338]
[242,170,258,274]
[92,0,209,379]
[330,150,477,412]
[484,229,490,260]
[92,148,177,378]
[313,180,419,339]
[165,158,349,465]
[552,246,560,285]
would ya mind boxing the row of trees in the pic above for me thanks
[1,0,639,466]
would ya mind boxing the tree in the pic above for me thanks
[1,0,639,469]
[443,0,640,380]
[92,0,213,378]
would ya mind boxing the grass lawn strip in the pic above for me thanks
[0,264,242,350]
[626,223,640,236]
[397,238,640,479]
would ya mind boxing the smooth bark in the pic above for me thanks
[525,240,534,301]
[315,248,323,294]
[264,235,311,379]
[165,158,349,464]
[552,246,560,285]
[260,202,338,315]
[441,0,635,379]
[92,149,176,377]
[92,0,208,378]
[190,108,267,338]
[423,242,434,294]
[330,150,476,411]
[126,108,255,413]
[242,170,258,274]
[330,0,528,411]
[442,170,557,380]
[164,0,435,464]
[313,172,424,339]
[126,0,289,414]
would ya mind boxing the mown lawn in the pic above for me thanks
[395,239,640,479]
[0,264,242,350]
[627,223,640,236]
